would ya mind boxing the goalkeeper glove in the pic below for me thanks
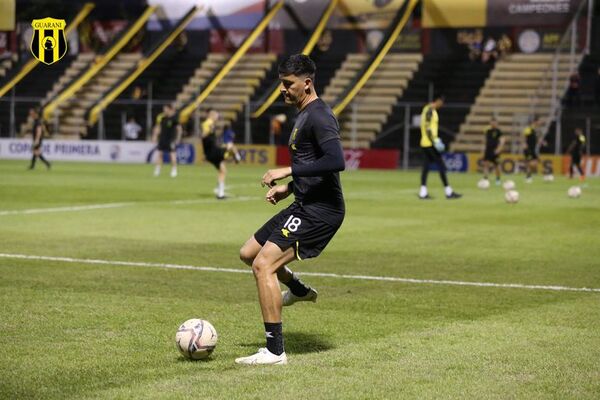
[433,138,445,152]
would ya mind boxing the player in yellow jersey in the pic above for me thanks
[419,95,461,199]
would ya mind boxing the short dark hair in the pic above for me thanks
[434,95,445,102]
[278,54,316,80]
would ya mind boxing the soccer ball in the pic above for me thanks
[505,190,519,204]
[175,319,218,360]
[502,180,516,191]
[477,179,490,190]
[543,174,554,182]
[567,186,582,198]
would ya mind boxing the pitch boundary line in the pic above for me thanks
[0,196,260,216]
[1,253,599,293]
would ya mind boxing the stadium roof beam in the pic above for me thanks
[177,1,285,125]
[251,0,339,119]
[42,5,158,122]
[86,6,201,127]
[332,0,420,116]
[0,3,95,99]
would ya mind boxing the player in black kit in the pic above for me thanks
[236,54,345,365]
[28,108,51,170]
[152,104,181,178]
[482,118,506,185]
[566,127,586,182]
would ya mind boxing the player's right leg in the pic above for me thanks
[169,151,177,178]
[154,150,163,176]
[483,159,490,180]
[216,161,227,199]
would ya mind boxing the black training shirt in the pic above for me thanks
[289,98,345,220]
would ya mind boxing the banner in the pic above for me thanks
[487,0,582,27]
[424,0,582,27]
[467,153,563,175]
[562,155,600,177]
[0,139,156,163]
[277,146,399,170]
[196,144,276,167]
[429,153,469,172]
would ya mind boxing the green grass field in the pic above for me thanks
[1,159,599,399]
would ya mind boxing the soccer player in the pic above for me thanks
[482,118,506,185]
[28,108,51,170]
[418,95,461,199]
[522,116,545,183]
[566,127,586,181]
[152,104,181,178]
[201,109,228,199]
[236,54,345,365]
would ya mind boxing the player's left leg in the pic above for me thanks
[169,150,177,178]
[483,160,490,180]
[240,236,315,306]
[216,161,227,199]
[433,150,461,199]
[235,242,296,365]
[493,161,501,184]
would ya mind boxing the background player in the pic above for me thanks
[201,109,228,199]
[236,54,345,365]
[482,117,506,185]
[28,108,51,170]
[152,104,181,178]
[418,95,461,199]
[522,116,546,183]
[566,127,586,181]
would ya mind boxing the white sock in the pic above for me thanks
[217,181,225,197]
[419,186,428,197]
[154,165,161,176]
[170,166,177,176]
[445,186,453,196]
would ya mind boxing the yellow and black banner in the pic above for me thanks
[423,0,583,28]
[30,18,67,65]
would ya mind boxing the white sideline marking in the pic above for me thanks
[1,253,599,293]
[0,196,259,216]
[0,203,134,216]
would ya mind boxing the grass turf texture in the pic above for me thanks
[1,160,599,399]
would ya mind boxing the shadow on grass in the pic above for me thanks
[240,331,335,354]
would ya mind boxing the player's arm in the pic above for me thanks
[151,124,160,143]
[425,108,435,143]
[566,139,576,154]
[291,138,345,177]
[176,124,183,144]
[496,133,506,154]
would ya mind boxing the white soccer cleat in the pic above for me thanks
[170,169,177,178]
[235,348,288,365]
[282,287,318,307]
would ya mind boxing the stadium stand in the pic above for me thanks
[322,52,421,148]
[376,53,493,153]
[175,52,277,129]
[0,54,18,79]
[453,53,583,153]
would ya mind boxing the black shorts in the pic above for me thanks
[33,142,42,151]
[524,148,538,160]
[571,153,581,164]
[421,146,442,163]
[484,149,499,163]
[204,148,225,169]
[158,141,176,152]
[254,202,344,260]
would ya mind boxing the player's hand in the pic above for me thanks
[265,184,290,205]
[433,138,445,152]
[261,167,291,188]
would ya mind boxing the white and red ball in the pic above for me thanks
[175,319,218,360]
[504,190,519,204]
